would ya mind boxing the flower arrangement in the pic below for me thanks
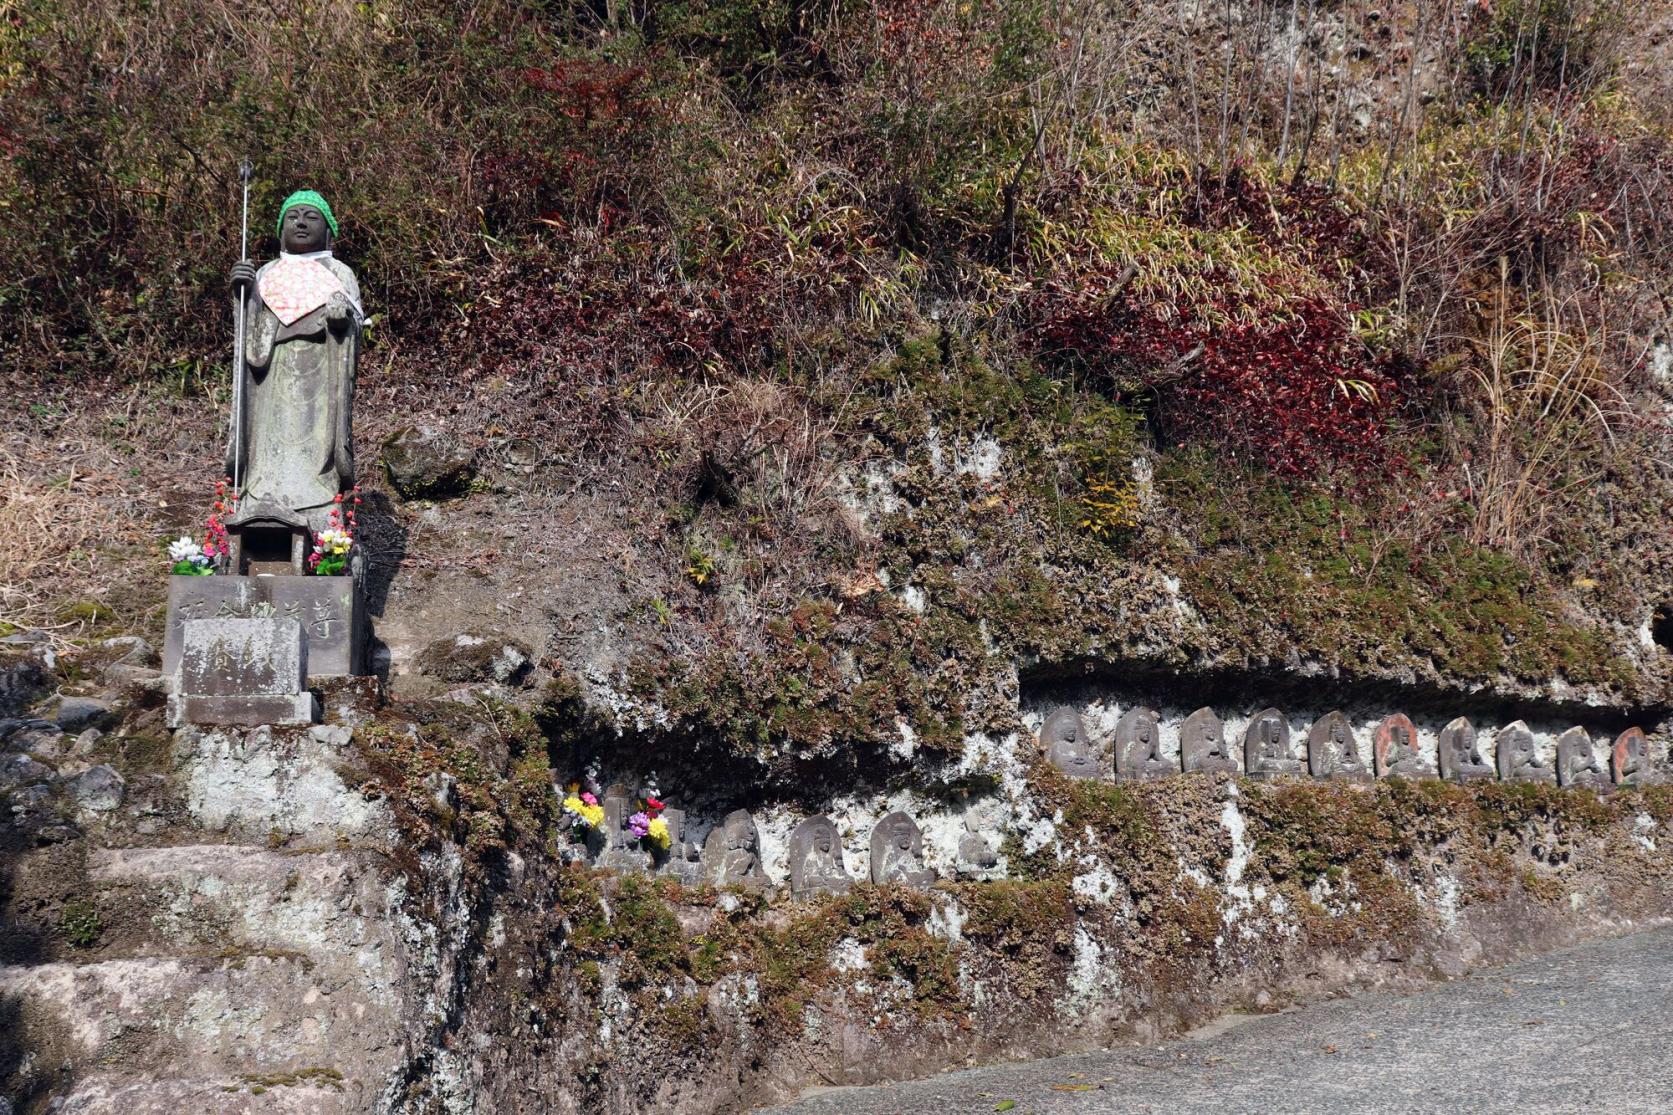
[560,767,673,851]
[168,479,238,575]
[308,486,361,576]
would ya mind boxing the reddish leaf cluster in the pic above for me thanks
[1029,169,1406,480]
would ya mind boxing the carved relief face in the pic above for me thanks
[1330,721,1348,746]
[890,820,914,852]
[813,828,833,855]
[726,816,755,853]
[1391,724,1410,750]
[1256,717,1282,755]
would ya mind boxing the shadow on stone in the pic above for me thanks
[357,490,408,619]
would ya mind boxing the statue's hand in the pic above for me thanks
[326,293,351,328]
[229,260,257,294]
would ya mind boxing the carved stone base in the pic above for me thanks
[168,692,316,729]
[164,574,366,680]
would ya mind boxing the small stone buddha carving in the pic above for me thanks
[1496,721,1554,784]
[1612,727,1659,787]
[870,811,935,887]
[1244,708,1303,779]
[1556,727,1610,790]
[1114,706,1174,782]
[702,809,767,889]
[655,807,705,884]
[1180,707,1239,775]
[1041,705,1102,780]
[1373,713,1433,779]
[788,815,853,897]
[1307,711,1372,782]
[1438,717,1494,782]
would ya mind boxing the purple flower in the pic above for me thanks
[628,811,651,838]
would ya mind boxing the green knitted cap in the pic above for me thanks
[275,190,339,238]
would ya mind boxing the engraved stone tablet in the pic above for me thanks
[1372,713,1433,779]
[1114,706,1173,782]
[870,811,935,887]
[1438,716,1494,782]
[788,815,852,897]
[1180,707,1239,775]
[702,809,767,890]
[1612,727,1660,787]
[1307,711,1372,782]
[1244,708,1303,779]
[1041,705,1102,780]
[164,574,365,679]
[1555,727,1610,790]
[168,617,315,727]
[1496,720,1554,783]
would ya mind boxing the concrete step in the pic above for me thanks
[52,1072,367,1114]
[84,843,398,964]
[0,954,405,1086]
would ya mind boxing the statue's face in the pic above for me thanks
[813,829,832,854]
[282,205,330,253]
[891,822,912,852]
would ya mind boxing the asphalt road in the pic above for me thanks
[763,927,1673,1114]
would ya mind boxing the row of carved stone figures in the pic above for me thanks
[1043,705,1660,789]
[590,796,972,896]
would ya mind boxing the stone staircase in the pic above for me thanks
[1,688,420,1114]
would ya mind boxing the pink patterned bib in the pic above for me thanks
[258,256,347,326]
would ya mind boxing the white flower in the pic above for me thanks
[168,536,203,563]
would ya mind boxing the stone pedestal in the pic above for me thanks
[168,618,316,728]
[164,574,366,680]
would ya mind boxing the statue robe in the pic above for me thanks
[227,255,360,527]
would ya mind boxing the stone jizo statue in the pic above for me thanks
[702,809,767,889]
[1114,706,1174,782]
[1373,713,1433,779]
[788,815,852,897]
[227,190,361,528]
[1438,717,1494,782]
[1244,708,1303,779]
[1041,706,1102,780]
[870,811,935,887]
[1496,721,1554,784]
[1307,711,1371,782]
[1612,728,1658,787]
[1180,708,1239,775]
[1556,728,1610,790]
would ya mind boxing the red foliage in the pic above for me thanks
[1029,169,1406,480]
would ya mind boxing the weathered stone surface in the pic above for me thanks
[703,809,767,889]
[1244,708,1303,780]
[382,424,476,500]
[174,725,388,841]
[414,630,533,687]
[170,618,313,728]
[1114,706,1173,782]
[163,575,365,680]
[1041,705,1101,779]
[1556,727,1610,790]
[1307,711,1372,782]
[1373,713,1433,779]
[789,815,852,897]
[1180,708,1239,775]
[54,697,115,733]
[65,765,125,812]
[0,650,48,717]
[1496,720,1555,783]
[654,807,705,884]
[0,753,53,789]
[1438,716,1494,782]
[870,811,934,887]
[1612,727,1660,787]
